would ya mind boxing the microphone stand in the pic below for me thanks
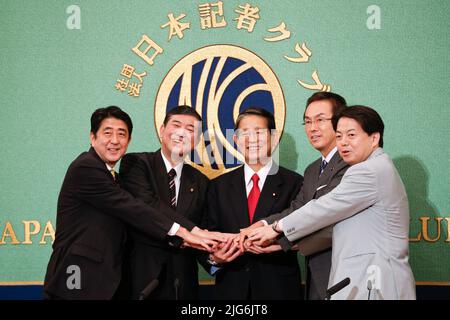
[139,279,159,301]
[174,278,180,301]
[367,280,372,300]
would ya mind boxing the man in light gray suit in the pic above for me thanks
[249,105,416,300]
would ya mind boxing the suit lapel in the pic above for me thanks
[303,158,322,201]
[253,163,283,222]
[89,147,118,184]
[229,166,251,227]
[313,152,347,199]
[154,150,171,204]
[177,165,195,215]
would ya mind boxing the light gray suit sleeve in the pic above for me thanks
[264,186,306,225]
[281,163,378,242]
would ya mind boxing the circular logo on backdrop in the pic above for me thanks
[154,44,285,179]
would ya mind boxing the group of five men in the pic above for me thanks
[43,91,416,300]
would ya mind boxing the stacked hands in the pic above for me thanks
[178,221,285,265]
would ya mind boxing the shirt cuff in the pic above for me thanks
[168,222,180,236]
[261,220,269,226]
[278,219,284,232]
[210,266,221,275]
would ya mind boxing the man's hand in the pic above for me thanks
[244,239,282,254]
[211,238,242,264]
[191,227,232,243]
[238,221,264,252]
[176,227,217,252]
[248,225,280,247]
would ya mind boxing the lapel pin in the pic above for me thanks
[190,188,194,193]
[272,192,276,197]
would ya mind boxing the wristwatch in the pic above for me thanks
[271,220,282,233]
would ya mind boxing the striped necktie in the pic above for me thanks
[319,159,328,176]
[110,169,117,181]
[168,169,177,208]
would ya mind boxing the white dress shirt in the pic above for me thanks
[322,146,338,164]
[161,151,184,203]
[106,163,114,173]
[243,158,273,196]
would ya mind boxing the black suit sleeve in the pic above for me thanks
[196,180,221,274]
[119,154,196,231]
[120,154,160,207]
[71,158,193,241]
[196,182,213,273]
[204,180,221,232]
[263,173,305,251]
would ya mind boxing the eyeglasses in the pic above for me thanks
[302,117,332,127]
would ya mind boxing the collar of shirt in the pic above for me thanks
[160,150,184,182]
[244,158,273,197]
[322,146,338,163]
[105,163,114,172]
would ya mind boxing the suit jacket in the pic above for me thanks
[119,151,209,300]
[282,148,416,300]
[43,148,195,300]
[265,151,349,299]
[206,163,304,300]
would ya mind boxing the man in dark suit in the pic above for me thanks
[242,92,349,300]
[43,106,221,300]
[205,108,304,300]
[119,106,210,300]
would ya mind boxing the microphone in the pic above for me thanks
[366,264,381,300]
[174,278,180,300]
[139,279,159,300]
[367,279,373,300]
[325,277,350,300]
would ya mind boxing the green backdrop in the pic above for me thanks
[0,0,449,285]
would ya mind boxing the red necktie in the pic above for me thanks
[247,173,260,223]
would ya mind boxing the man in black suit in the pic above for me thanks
[205,108,304,300]
[242,92,349,300]
[119,106,211,300]
[43,106,221,299]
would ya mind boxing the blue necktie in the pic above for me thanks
[320,159,328,176]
